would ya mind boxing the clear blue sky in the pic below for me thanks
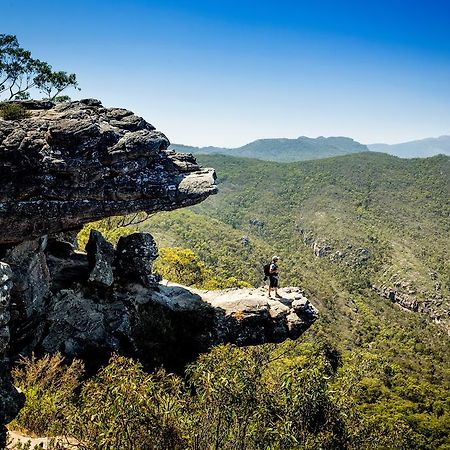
[2,0,450,147]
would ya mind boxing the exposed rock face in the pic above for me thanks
[0,100,318,433]
[0,262,24,448]
[0,99,217,245]
[115,233,159,287]
[374,284,450,333]
[35,234,318,371]
[199,286,318,346]
[86,230,115,287]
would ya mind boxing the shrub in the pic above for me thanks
[10,344,440,449]
[64,355,188,450]
[0,103,31,120]
[10,353,84,436]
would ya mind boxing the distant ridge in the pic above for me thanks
[368,135,450,158]
[170,136,368,162]
[172,134,450,162]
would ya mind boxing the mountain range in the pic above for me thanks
[170,135,450,162]
[368,135,450,158]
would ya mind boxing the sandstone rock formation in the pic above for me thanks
[15,232,318,372]
[374,284,450,332]
[0,99,217,245]
[0,263,24,449]
[0,100,318,441]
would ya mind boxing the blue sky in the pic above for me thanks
[2,0,450,147]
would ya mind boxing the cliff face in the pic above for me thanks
[0,100,317,444]
[0,99,217,245]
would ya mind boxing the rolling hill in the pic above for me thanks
[170,136,369,162]
[368,135,450,158]
[172,135,450,162]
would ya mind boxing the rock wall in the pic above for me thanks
[0,263,24,448]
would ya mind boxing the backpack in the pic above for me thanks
[263,263,271,280]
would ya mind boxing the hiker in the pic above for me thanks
[265,256,281,298]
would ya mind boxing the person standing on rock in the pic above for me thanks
[268,256,281,298]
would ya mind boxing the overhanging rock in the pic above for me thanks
[0,99,217,245]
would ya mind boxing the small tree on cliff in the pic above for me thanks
[0,34,79,101]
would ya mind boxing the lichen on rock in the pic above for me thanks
[0,99,217,245]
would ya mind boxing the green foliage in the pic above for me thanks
[187,343,349,450]
[154,246,251,289]
[13,344,416,450]
[0,34,78,100]
[10,353,84,436]
[0,102,31,120]
[77,216,139,249]
[70,152,450,447]
[134,152,450,448]
[36,70,79,101]
[64,356,187,450]
[12,342,438,449]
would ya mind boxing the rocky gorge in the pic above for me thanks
[0,100,318,446]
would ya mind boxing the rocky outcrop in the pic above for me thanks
[297,226,371,266]
[115,233,160,287]
[374,284,450,332]
[27,233,318,372]
[0,99,217,245]
[0,101,318,434]
[0,263,24,448]
[86,230,115,287]
[0,99,217,436]
[2,230,320,375]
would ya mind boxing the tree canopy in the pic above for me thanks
[0,34,79,101]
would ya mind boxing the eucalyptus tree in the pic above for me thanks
[0,34,79,100]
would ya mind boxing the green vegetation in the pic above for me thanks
[136,152,450,447]
[154,246,251,289]
[0,34,78,101]
[10,354,83,436]
[13,340,443,449]
[48,151,450,447]
[0,102,31,120]
[170,136,368,162]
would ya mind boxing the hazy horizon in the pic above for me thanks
[171,133,450,149]
[2,0,450,147]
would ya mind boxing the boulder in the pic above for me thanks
[86,230,115,287]
[115,233,159,287]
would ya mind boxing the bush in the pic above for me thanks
[0,103,31,120]
[64,355,188,450]
[10,343,442,449]
[154,246,251,289]
[10,353,84,436]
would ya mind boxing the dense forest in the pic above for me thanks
[11,152,450,449]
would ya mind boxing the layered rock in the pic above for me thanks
[0,263,24,448]
[374,284,450,332]
[37,233,318,371]
[0,99,217,245]
[0,100,318,434]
